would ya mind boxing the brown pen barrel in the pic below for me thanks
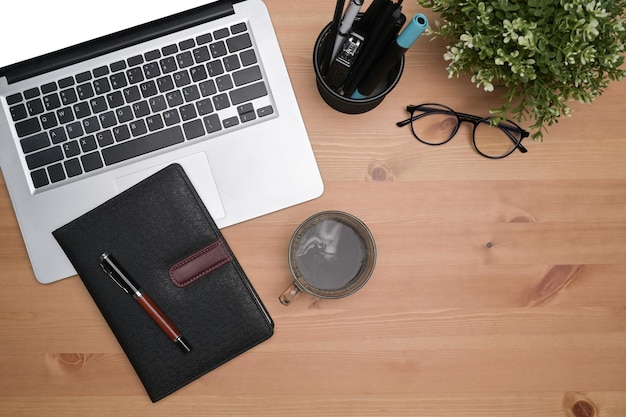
[134,292,180,341]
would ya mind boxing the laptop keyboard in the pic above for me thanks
[6,22,274,189]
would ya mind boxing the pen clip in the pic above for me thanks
[99,252,130,294]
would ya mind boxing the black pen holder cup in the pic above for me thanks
[313,21,404,114]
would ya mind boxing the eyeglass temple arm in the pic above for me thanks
[396,105,529,153]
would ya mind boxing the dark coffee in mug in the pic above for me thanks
[280,211,376,305]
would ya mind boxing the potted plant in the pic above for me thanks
[417,0,626,140]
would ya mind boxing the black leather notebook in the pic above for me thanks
[53,164,274,402]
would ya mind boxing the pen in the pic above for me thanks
[99,252,192,353]
[321,0,347,76]
[332,0,364,60]
[351,13,429,99]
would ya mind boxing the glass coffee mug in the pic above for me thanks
[279,211,376,306]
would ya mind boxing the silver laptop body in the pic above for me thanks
[0,0,324,283]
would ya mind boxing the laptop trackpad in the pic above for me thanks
[114,152,226,220]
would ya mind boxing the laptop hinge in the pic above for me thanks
[0,1,235,84]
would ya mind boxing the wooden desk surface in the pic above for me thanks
[2,1,625,416]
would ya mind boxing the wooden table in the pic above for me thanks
[1,1,625,416]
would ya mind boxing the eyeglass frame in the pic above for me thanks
[396,103,529,159]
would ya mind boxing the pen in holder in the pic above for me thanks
[313,18,404,114]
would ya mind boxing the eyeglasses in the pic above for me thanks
[396,103,529,159]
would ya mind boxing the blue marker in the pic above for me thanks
[351,14,429,99]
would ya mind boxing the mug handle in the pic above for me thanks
[279,283,301,306]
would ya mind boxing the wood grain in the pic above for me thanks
[1,1,626,416]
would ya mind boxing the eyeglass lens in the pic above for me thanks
[409,104,523,158]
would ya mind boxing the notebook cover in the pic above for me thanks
[52,164,274,402]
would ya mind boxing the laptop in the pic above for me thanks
[0,0,324,284]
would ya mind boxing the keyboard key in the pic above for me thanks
[223,116,239,128]
[159,56,177,74]
[40,112,58,129]
[115,106,134,123]
[81,151,104,172]
[73,102,91,119]
[140,80,158,98]
[76,83,95,100]
[183,119,205,139]
[230,81,267,105]
[193,46,211,63]
[210,41,227,58]
[179,39,195,50]
[190,65,208,82]
[47,163,66,183]
[214,28,229,40]
[10,104,28,122]
[7,93,23,105]
[56,107,75,124]
[79,135,97,152]
[146,114,164,131]
[144,49,161,61]
[240,49,257,66]
[25,145,63,169]
[50,127,67,144]
[199,80,217,97]
[176,51,194,68]
[26,99,45,116]
[196,98,214,115]
[157,75,175,93]
[96,130,114,147]
[102,126,184,165]
[43,93,61,111]
[31,169,49,188]
[206,60,224,77]
[106,91,125,108]
[216,75,233,91]
[82,116,100,134]
[233,65,262,86]
[127,55,144,67]
[63,141,80,158]
[129,119,147,137]
[15,117,41,137]
[90,96,108,113]
[66,121,84,139]
[179,104,197,121]
[64,158,82,177]
[41,82,58,94]
[58,77,75,88]
[166,90,184,107]
[113,125,131,142]
[123,86,141,103]
[231,23,247,34]
[227,33,252,53]
[196,33,212,45]
[93,78,112,95]
[76,71,92,83]
[161,44,178,56]
[132,101,150,118]
[93,66,110,77]
[203,114,221,133]
[149,95,167,112]
[21,132,50,154]
[126,67,144,84]
[223,55,241,72]
[213,93,230,110]
[24,87,40,99]
[110,72,128,89]
[99,111,117,129]
[163,109,180,126]
[143,62,161,79]
[182,85,200,102]
[110,60,127,72]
